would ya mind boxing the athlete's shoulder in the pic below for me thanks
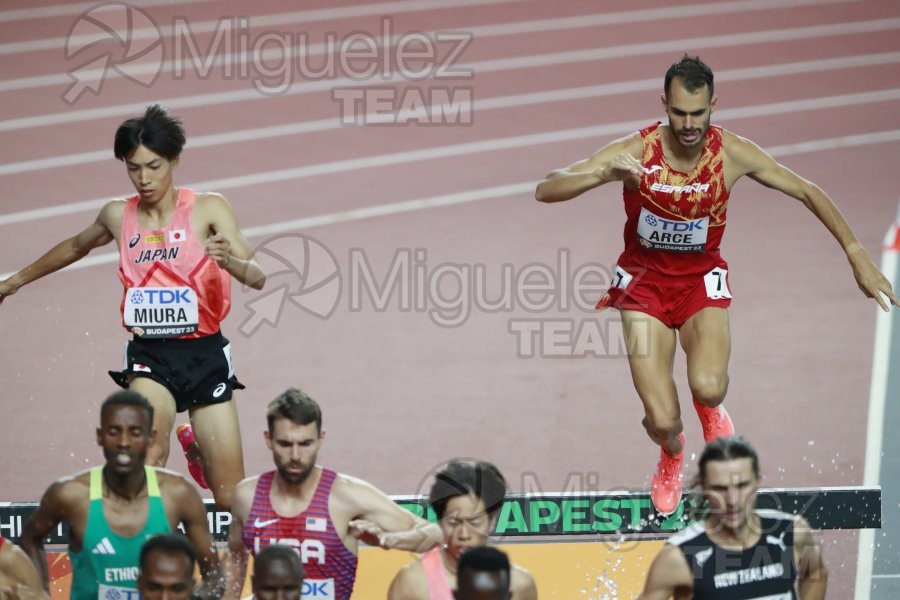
[232,475,263,505]
[53,469,91,492]
[511,562,537,594]
[39,470,91,512]
[235,473,263,492]
[389,558,428,597]
[611,130,644,155]
[666,520,707,547]
[97,197,128,225]
[329,472,392,514]
[194,191,233,209]
[719,128,764,154]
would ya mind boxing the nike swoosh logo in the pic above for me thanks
[254,517,279,528]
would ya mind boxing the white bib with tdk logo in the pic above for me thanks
[124,286,199,338]
[636,207,709,253]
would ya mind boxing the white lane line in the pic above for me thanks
[2,86,899,227]
[0,9,894,100]
[0,0,220,23]
[0,0,527,55]
[3,52,899,176]
[1,128,898,280]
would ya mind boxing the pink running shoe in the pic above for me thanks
[176,424,209,489]
[693,400,734,443]
[651,433,685,515]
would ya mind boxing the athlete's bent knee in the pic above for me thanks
[691,373,728,407]
[643,415,683,445]
[210,485,234,511]
[146,439,171,466]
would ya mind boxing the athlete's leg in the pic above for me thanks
[128,377,177,466]
[680,307,734,441]
[188,400,244,510]
[621,310,682,455]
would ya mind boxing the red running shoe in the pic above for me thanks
[693,400,734,443]
[650,433,685,515]
[176,424,209,489]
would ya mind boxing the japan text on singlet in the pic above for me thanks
[617,122,730,276]
[242,469,359,600]
[668,510,798,600]
[117,189,230,339]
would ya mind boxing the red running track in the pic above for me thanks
[2,0,899,595]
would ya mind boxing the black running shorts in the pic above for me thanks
[108,331,245,413]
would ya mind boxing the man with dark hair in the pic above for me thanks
[20,391,223,599]
[223,387,442,599]
[137,534,197,600]
[387,460,536,599]
[535,54,897,514]
[0,104,266,510]
[638,436,827,599]
[454,547,512,600]
[251,544,305,600]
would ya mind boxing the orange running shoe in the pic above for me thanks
[176,424,209,489]
[693,400,734,443]
[650,433,685,515]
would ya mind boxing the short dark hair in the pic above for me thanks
[139,534,196,570]
[114,104,186,161]
[429,461,508,521]
[100,390,154,431]
[254,543,305,580]
[457,546,511,598]
[698,435,760,485]
[664,54,714,99]
[267,388,322,434]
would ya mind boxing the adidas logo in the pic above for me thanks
[91,537,116,555]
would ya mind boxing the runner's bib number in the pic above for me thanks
[98,584,141,600]
[124,286,199,338]
[302,578,336,599]
[703,267,732,299]
[636,207,708,252]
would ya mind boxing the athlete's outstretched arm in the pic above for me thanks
[199,193,266,290]
[728,133,899,311]
[534,133,643,203]
[794,517,827,600]
[341,477,442,553]
[636,545,692,600]
[0,202,118,304]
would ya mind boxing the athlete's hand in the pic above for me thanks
[205,233,233,268]
[848,246,899,312]
[0,278,18,305]
[0,585,42,600]
[601,154,643,191]
[349,519,392,549]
